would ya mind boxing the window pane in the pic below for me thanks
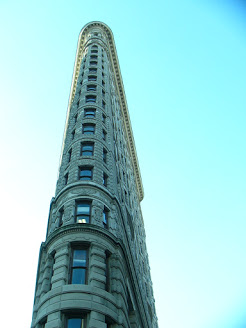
[77,204,90,215]
[73,249,87,267]
[67,318,83,328]
[77,215,89,223]
[72,268,86,284]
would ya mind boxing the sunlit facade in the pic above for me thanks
[31,22,158,328]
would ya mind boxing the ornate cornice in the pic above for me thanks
[61,21,144,201]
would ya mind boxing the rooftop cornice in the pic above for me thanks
[63,21,144,201]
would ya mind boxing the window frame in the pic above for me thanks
[79,166,93,181]
[82,123,95,135]
[70,247,88,285]
[87,84,97,92]
[103,172,108,187]
[75,201,91,224]
[81,142,94,156]
[85,95,96,103]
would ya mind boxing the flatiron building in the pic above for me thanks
[31,22,158,328]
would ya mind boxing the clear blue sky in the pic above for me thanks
[1,1,246,327]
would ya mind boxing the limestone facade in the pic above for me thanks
[31,22,158,328]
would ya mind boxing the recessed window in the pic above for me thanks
[76,100,80,107]
[103,207,109,229]
[103,148,107,163]
[84,108,95,118]
[86,95,96,103]
[105,251,111,292]
[88,75,97,81]
[91,49,98,54]
[74,114,78,123]
[87,84,97,91]
[103,172,108,187]
[66,316,86,328]
[82,123,95,134]
[59,207,64,227]
[81,142,94,156]
[102,80,105,87]
[102,72,105,78]
[102,100,106,109]
[75,202,91,224]
[90,61,97,66]
[89,68,97,74]
[70,248,88,284]
[64,173,68,185]
[102,129,107,141]
[102,114,106,124]
[71,129,75,140]
[79,166,93,180]
[68,149,72,162]
[102,89,105,97]
[92,45,98,49]
[90,55,98,60]
[102,65,104,70]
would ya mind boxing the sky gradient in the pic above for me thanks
[0,1,246,327]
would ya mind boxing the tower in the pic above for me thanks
[31,22,158,328]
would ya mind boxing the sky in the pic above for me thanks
[0,1,246,327]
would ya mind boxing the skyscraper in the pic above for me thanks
[31,22,158,328]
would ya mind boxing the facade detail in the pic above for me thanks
[31,22,158,328]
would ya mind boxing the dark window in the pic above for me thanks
[92,45,98,49]
[103,172,108,187]
[105,251,111,292]
[71,129,75,140]
[67,317,86,328]
[102,89,105,97]
[103,148,107,163]
[76,100,80,107]
[79,167,93,181]
[90,55,98,60]
[102,80,105,87]
[82,124,95,134]
[87,84,97,91]
[102,100,106,109]
[59,207,64,226]
[91,49,98,54]
[102,72,105,78]
[68,149,72,162]
[75,202,91,224]
[102,129,107,141]
[74,114,78,123]
[64,173,68,185]
[102,65,104,70]
[88,75,97,81]
[81,142,94,156]
[89,68,97,74]
[102,114,106,124]
[103,207,109,229]
[90,61,97,66]
[86,95,96,103]
[84,108,95,118]
[70,248,88,284]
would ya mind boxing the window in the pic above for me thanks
[103,148,107,163]
[102,65,104,70]
[81,142,94,156]
[88,75,97,81]
[102,129,107,141]
[82,124,95,134]
[102,113,106,124]
[102,80,105,87]
[89,68,97,74]
[90,55,98,60]
[77,100,80,107]
[91,49,98,54]
[87,84,96,91]
[102,100,106,109]
[85,95,96,103]
[92,45,98,49]
[102,72,105,78]
[79,166,93,180]
[64,173,68,185]
[59,207,64,226]
[102,89,105,97]
[66,316,86,328]
[74,114,78,123]
[105,251,111,292]
[103,172,108,187]
[70,247,88,284]
[75,202,91,223]
[103,207,109,229]
[71,129,75,140]
[84,108,95,118]
[89,61,97,66]
[68,149,72,162]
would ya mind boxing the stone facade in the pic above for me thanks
[31,22,158,328]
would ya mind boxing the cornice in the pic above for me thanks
[61,21,144,201]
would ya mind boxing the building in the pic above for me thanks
[31,22,158,328]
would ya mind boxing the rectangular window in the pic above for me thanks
[87,84,97,91]
[102,89,105,97]
[59,207,64,226]
[74,114,78,123]
[82,124,95,134]
[102,80,105,87]
[88,75,97,81]
[86,95,96,103]
[103,148,107,163]
[102,129,107,141]
[79,166,93,180]
[90,61,97,66]
[102,100,106,109]
[68,149,72,162]
[102,114,106,124]
[105,252,111,292]
[89,68,97,74]
[67,317,86,328]
[103,207,109,229]
[81,142,94,156]
[64,173,68,185]
[92,45,98,49]
[90,55,98,60]
[71,129,75,140]
[103,172,108,187]
[70,248,88,285]
[84,108,95,118]
[75,202,91,223]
